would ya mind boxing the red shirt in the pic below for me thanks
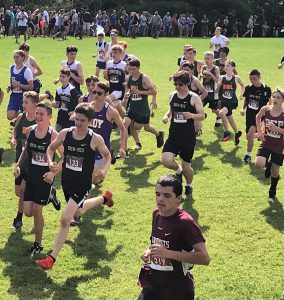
[149,207,205,300]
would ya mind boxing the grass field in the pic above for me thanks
[0,36,283,300]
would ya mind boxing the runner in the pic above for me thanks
[213,47,229,75]
[15,8,28,44]
[55,46,84,95]
[78,76,99,103]
[138,174,210,300]
[123,58,164,151]
[19,43,43,93]
[210,27,230,59]
[104,45,126,118]
[35,102,113,270]
[162,71,205,195]
[13,102,61,253]
[215,60,245,145]
[255,88,284,198]
[93,32,107,78]
[200,51,221,127]
[7,50,33,121]
[240,69,271,163]
[53,68,81,132]
[90,82,127,184]
[104,29,119,62]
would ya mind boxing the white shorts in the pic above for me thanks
[110,91,122,106]
[83,22,91,31]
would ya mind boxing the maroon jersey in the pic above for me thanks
[149,208,205,300]
[262,109,284,154]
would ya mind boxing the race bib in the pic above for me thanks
[205,85,214,92]
[150,257,173,271]
[66,154,83,171]
[266,128,281,139]
[223,90,233,99]
[248,99,259,110]
[31,152,48,166]
[60,102,68,111]
[110,75,119,83]
[173,112,187,123]
[131,94,142,101]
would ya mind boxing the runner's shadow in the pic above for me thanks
[248,164,270,185]
[220,147,242,168]
[182,196,210,233]
[68,205,123,278]
[192,153,209,174]
[1,148,16,167]
[260,197,284,232]
[0,231,61,300]
[117,152,160,192]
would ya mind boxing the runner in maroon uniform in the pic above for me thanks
[138,174,210,300]
[255,89,284,198]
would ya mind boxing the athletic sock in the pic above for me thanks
[186,184,192,188]
[246,152,251,156]
[176,165,183,175]
[270,176,279,190]
[16,212,23,221]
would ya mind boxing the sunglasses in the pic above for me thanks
[93,90,103,96]
[174,82,185,86]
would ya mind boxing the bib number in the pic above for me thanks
[110,75,119,83]
[248,99,259,110]
[223,90,233,99]
[66,155,83,171]
[174,112,187,123]
[32,152,48,166]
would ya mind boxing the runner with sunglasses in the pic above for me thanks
[162,71,205,195]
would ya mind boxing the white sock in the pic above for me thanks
[246,152,251,156]
[176,165,182,175]
[186,184,192,187]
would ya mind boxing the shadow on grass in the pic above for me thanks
[261,197,284,232]
[118,151,160,192]
[248,164,270,186]
[182,196,210,234]
[69,205,123,276]
[1,148,16,167]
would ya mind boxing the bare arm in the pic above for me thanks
[30,57,43,77]
[12,80,33,92]
[11,113,23,147]
[194,79,208,101]
[70,63,84,85]
[256,106,267,139]
[236,76,245,99]
[189,93,206,121]
[215,76,223,94]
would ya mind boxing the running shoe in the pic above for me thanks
[12,218,23,229]
[70,216,81,226]
[30,242,43,254]
[268,188,276,199]
[0,148,4,164]
[175,172,183,183]
[185,185,193,195]
[234,131,242,146]
[214,117,222,128]
[116,150,129,159]
[45,90,54,101]
[110,148,116,164]
[102,190,114,207]
[265,161,272,178]
[9,121,16,127]
[196,130,202,136]
[135,143,142,150]
[242,155,251,164]
[156,131,164,148]
[222,131,231,142]
[35,255,55,270]
[48,186,61,211]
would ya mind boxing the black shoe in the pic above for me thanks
[70,216,81,226]
[268,188,276,199]
[175,172,183,183]
[242,155,251,164]
[49,186,61,211]
[45,90,54,101]
[234,131,242,146]
[196,130,202,136]
[12,218,23,229]
[30,242,43,254]
[9,121,16,127]
[265,161,272,179]
[0,148,4,164]
[185,185,193,195]
[135,143,142,150]
[214,117,222,128]
[110,148,116,164]
[156,131,164,148]
[222,131,231,141]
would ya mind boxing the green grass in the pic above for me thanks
[0,36,283,300]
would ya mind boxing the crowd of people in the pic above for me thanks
[1,5,283,42]
[0,20,283,299]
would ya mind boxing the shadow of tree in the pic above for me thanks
[260,197,284,233]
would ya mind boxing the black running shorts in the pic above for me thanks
[24,181,52,205]
[257,146,284,166]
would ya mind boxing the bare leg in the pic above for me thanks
[227,115,238,133]
[33,204,44,244]
[181,160,194,185]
